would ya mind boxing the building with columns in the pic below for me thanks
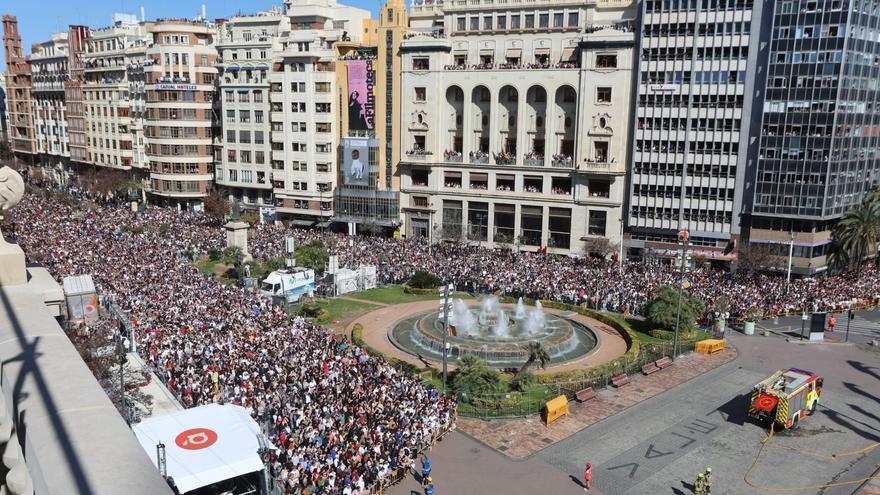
[398,0,636,254]
[144,19,218,209]
[214,8,285,216]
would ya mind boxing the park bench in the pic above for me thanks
[655,357,673,369]
[575,387,597,402]
[641,362,660,375]
[611,374,630,387]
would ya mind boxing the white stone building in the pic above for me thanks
[83,14,150,171]
[30,32,70,159]
[214,9,285,215]
[268,0,372,224]
[398,0,636,254]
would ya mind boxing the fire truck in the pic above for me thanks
[748,368,823,430]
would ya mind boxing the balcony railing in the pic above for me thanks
[468,151,489,164]
[523,156,544,167]
[551,156,573,168]
[494,152,516,165]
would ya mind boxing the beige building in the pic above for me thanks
[266,0,372,225]
[214,9,285,216]
[144,19,218,209]
[83,14,150,171]
[30,32,70,160]
[398,0,636,254]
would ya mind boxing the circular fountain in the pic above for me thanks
[389,296,598,367]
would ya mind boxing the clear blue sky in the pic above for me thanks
[1,0,384,71]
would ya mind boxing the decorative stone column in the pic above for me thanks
[0,167,27,286]
[224,221,253,262]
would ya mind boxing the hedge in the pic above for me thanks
[649,328,697,340]
[351,323,421,375]
[402,283,439,296]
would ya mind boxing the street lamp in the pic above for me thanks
[845,301,853,343]
[442,284,452,395]
[672,229,690,361]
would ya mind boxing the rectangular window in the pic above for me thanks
[568,12,579,26]
[525,14,535,28]
[596,54,617,68]
[483,16,493,30]
[415,87,427,101]
[597,87,612,103]
[413,57,430,70]
[457,17,466,31]
[497,16,507,30]
[588,210,607,236]
[539,14,550,28]
[470,17,480,30]
[511,15,521,29]
[553,13,564,28]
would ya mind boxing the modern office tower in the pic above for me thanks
[626,0,763,264]
[332,0,408,234]
[30,32,70,160]
[65,25,90,165]
[397,0,636,253]
[743,0,880,275]
[2,16,34,157]
[268,0,371,225]
[83,14,150,172]
[144,19,218,209]
[214,8,285,217]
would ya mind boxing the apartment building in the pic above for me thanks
[2,16,34,157]
[626,0,764,264]
[65,25,90,165]
[743,0,880,275]
[398,0,636,253]
[144,19,218,209]
[30,32,70,160]
[332,0,408,234]
[268,0,371,225]
[214,9,285,215]
[83,15,150,171]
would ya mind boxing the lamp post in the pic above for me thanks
[672,230,690,361]
[786,230,794,294]
[845,302,853,343]
[618,216,624,270]
[442,284,451,394]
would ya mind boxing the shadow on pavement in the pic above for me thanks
[568,474,585,489]
[822,403,880,443]
[844,381,880,405]
[847,360,880,381]
[671,479,697,495]
[713,393,749,426]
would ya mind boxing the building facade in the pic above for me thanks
[743,0,880,275]
[30,32,71,160]
[398,0,636,253]
[267,0,371,225]
[214,9,285,216]
[626,0,765,265]
[144,20,218,209]
[65,25,90,166]
[83,15,150,172]
[332,0,408,234]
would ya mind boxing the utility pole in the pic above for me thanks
[118,330,128,425]
[673,230,689,361]
[618,216,624,270]
[846,303,853,343]
[442,283,451,395]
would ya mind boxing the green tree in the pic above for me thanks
[408,270,441,289]
[647,285,706,334]
[452,355,501,396]
[830,192,880,270]
[518,342,550,375]
[220,246,245,278]
[294,246,329,272]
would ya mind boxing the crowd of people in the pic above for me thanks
[14,184,455,495]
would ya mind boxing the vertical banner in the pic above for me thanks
[347,60,375,130]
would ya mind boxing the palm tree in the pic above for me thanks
[830,196,880,270]
[456,355,485,375]
[518,342,550,375]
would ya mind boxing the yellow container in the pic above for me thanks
[544,395,570,426]
[695,339,725,355]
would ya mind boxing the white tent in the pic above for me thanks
[132,404,267,494]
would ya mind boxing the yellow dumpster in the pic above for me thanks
[544,395,570,426]
[695,339,725,355]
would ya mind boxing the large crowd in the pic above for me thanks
[14,184,455,494]
[10,180,880,493]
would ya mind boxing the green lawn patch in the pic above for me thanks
[344,285,471,305]
[291,298,380,324]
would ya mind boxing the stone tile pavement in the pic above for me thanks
[457,347,738,460]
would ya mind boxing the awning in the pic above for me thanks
[225,66,240,71]
[62,275,95,296]
[479,49,495,55]
[315,220,332,228]
[290,219,315,227]
[535,47,550,55]
[132,404,269,495]
[453,50,468,55]
[506,48,522,58]
[561,47,577,61]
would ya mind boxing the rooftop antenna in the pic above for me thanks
[141,6,146,22]
[202,2,207,21]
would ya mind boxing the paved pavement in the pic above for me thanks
[390,330,880,495]
[758,308,880,345]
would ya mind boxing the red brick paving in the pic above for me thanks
[458,347,738,459]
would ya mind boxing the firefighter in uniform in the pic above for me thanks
[694,472,706,495]
[703,467,713,494]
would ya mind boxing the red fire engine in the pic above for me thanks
[748,368,823,430]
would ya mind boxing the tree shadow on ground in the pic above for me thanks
[822,403,880,443]
[844,381,879,405]
[846,360,880,382]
